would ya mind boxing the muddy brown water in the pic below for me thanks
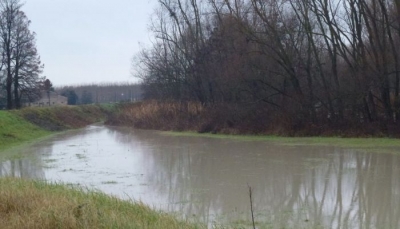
[1,125,400,228]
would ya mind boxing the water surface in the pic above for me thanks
[1,125,399,228]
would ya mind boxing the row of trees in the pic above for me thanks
[135,0,400,130]
[57,83,143,105]
[0,0,43,109]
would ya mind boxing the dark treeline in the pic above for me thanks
[56,83,142,105]
[0,0,43,110]
[134,0,400,135]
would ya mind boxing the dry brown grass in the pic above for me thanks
[107,101,272,134]
[106,101,276,134]
[106,101,400,137]
[107,101,204,131]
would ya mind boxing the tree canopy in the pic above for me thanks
[134,0,400,131]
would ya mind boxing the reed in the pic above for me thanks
[106,101,282,134]
[106,101,400,137]
[106,101,205,131]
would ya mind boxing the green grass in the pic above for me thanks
[0,105,113,152]
[16,105,109,131]
[0,177,205,229]
[164,131,400,149]
[0,111,51,151]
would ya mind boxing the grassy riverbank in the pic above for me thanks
[0,105,110,151]
[0,111,51,151]
[0,106,208,229]
[16,105,110,131]
[0,177,203,229]
[165,131,400,148]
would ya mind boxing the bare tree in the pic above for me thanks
[0,0,21,109]
[133,0,400,134]
[0,0,42,109]
[13,11,43,108]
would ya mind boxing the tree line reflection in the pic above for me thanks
[112,127,400,228]
[0,158,44,179]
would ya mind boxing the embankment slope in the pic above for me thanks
[0,105,109,151]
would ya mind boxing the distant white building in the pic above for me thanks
[26,91,68,107]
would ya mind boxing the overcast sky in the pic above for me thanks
[23,0,157,86]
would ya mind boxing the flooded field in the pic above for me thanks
[1,125,399,228]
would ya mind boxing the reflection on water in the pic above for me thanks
[0,159,44,179]
[1,125,400,228]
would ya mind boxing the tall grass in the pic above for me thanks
[0,177,204,229]
[107,101,400,137]
[106,101,205,131]
[106,100,299,135]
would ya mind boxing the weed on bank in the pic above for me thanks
[0,177,204,229]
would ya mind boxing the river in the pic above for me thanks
[1,125,399,228]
